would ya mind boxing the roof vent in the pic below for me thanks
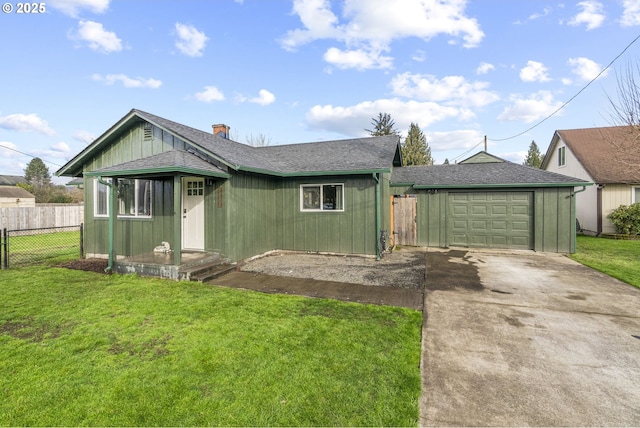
[212,124,230,139]
[143,122,153,141]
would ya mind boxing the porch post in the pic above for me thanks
[173,176,182,265]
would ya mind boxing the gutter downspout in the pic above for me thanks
[98,176,116,272]
[373,173,381,260]
[571,186,588,253]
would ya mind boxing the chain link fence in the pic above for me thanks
[1,224,84,269]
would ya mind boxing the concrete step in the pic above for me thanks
[186,262,237,283]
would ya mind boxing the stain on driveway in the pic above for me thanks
[421,248,640,427]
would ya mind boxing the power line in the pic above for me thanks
[0,143,64,168]
[451,138,484,162]
[488,32,640,143]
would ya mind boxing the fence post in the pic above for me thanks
[2,228,7,269]
[79,223,84,259]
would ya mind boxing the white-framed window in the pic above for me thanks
[93,178,153,218]
[94,178,110,217]
[633,186,640,204]
[558,146,566,167]
[300,183,344,212]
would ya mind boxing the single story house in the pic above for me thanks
[542,126,640,235]
[0,186,36,208]
[56,109,590,279]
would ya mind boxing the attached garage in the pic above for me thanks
[390,152,592,253]
[449,191,533,249]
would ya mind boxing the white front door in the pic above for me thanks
[182,177,205,250]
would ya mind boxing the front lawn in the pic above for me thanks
[0,267,422,426]
[570,235,640,289]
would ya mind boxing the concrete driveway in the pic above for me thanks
[421,248,640,426]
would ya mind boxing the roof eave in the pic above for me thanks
[236,165,391,177]
[85,167,231,179]
[411,182,593,189]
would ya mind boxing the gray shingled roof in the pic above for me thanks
[0,186,35,198]
[392,157,590,188]
[0,175,27,186]
[87,150,230,177]
[134,109,400,175]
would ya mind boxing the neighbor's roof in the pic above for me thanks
[0,186,35,198]
[543,126,640,183]
[0,175,27,186]
[391,152,591,188]
[57,109,402,177]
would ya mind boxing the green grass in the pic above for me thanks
[570,235,640,289]
[4,230,81,266]
[0,267,422,426]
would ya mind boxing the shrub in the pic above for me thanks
[608,203,640,235]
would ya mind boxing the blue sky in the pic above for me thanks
[1,0,640,183]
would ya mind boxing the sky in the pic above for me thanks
[1,0,640,184]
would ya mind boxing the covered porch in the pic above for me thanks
[85,150,231,277]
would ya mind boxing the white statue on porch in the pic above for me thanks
[153,241,173,253]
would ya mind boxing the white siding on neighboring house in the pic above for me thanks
[602,184,633,234]
[545,140,598,233]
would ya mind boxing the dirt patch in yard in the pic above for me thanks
[59,258,109,273]
[241,248,426,290]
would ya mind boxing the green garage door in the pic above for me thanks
[448,192,533,250]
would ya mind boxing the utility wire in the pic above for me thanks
[488,32,640,142]
[451,138,484,162]
[0,143,64,168]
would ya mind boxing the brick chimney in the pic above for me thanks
[212,124,230,139]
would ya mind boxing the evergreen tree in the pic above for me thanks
[523,140,543,168]
[443,158,450,165]
[402,122,434,166]
[24,157,51,187]
[365,112,399,136]
[23,157,54,202]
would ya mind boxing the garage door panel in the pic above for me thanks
[472,206,487,215]
[448,192,533,250]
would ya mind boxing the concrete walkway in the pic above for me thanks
[420,248,640,426]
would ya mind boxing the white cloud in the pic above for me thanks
[0,141,21,158]
[0,113,55,135]
[529,6,552,21]
[390,72,499,108]
[250,89,276,106]
[568,1,605,30]
[305,98,470,137]
[520,60,551,82]
[280,0,484,70]
[51,142,70,153]
[92,73,162,88]
[175,23,208,57]
[73,130,96,143]
[195,86,225,103]
[48,0,109,17]
[476,62,495,75]
[620,0,640,26]
[497,90,563,123]
[72,20,122,53]
[323,47,393,70]
[427,129,485,152]
[567,57,607,82]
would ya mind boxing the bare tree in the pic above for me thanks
[607,60,640,127]
[604,60,640,177]
[246,133,272,147]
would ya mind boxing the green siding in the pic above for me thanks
[276,176,377,256]
[391,187,577,254]
[85,178,175,257]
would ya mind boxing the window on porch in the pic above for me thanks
[94,178,153,218]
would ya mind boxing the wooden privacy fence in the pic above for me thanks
[0,203,83,231]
